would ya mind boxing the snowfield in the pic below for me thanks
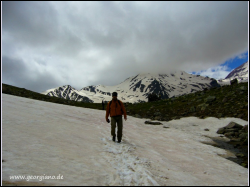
[2,94,248,186]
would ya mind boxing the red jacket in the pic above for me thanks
[106,99,127,120]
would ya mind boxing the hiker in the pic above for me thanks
[106,92,127,143]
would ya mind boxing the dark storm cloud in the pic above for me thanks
[2,56,63,92]
[2,1,248,92]
[2,1,59,47]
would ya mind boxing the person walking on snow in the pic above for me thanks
[106,92,127,143]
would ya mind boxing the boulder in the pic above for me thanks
[239,133,248,140]
[197,103,209,111]
[217,122,248,148]
[145,121,162,125]
[224,132,234,138]
[230,78,238,85]
[163,124,170,128]
[224,122,243,129]
[210,79,221,88]
[217,127,225,134]
[204,96,216,104]
[225,128,239,132]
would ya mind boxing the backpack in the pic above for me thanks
[109,100,123,114]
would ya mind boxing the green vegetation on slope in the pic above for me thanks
[2,84,104,110]
[126,82,248,122]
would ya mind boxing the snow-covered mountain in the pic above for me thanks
[218,61,248,85]
[42,71,220,103]
[41,85,94,103]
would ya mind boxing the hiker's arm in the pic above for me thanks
[121,102,127,121]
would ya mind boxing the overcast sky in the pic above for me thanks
[2,1,249,93]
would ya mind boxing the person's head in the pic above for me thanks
[112,92,118,100]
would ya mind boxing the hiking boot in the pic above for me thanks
[112,136,116,142]
[117,137,121,143]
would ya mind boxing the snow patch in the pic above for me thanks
[2,94,248,186]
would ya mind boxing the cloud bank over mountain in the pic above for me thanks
[2,1,248,92]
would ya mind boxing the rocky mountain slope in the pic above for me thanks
[42,85,94,103]
[42,71,220,103]
[218,61,248,85]
[126,82,248,121]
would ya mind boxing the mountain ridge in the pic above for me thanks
[42,71,221,103]
[218,61,248,85]
[225,61,248,80]
[41,62,248,103]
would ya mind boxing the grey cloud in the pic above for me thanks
[2,2,84,59]
[2,1,248,92]
[2,1,59,47]
[2,56,63,92]
[2,56,28,81]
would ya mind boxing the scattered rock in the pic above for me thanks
[237,86,247,91]
[197,103,209,111]
[154,116,162,121]
[239,133,248,140]
[237,114,244,118]
[230,138,241,142]
[242,125,248,132]
[217,128,225,134]
[224,122,243,129]
[189,106,196,112]
[241,163,247,167]
[204,96,216,104]
[222,97,227,103]
[154,112,162,116]
[216,121,248,168]
[135,114,141,118]
[224,132,234,138]
[236,153,245,158]
[230,78,238,85]
[145,121,162,125]
[217,113,223,118]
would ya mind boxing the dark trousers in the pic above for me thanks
[111,116,123,141]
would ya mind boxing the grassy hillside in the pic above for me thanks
[2,84,104,110]
[126,82,248,122]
